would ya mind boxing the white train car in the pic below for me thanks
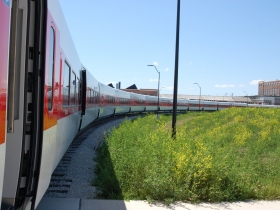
[98,83,116,118]
[177,99,188,111]
[0,0,10,207]
[203,101,218,111]
[115,89,131,115]
[145,95,158,112]
[248,104,280,108]
[188,99,200,111]
[217,102,232,110]
[82,70,100,128]
[159,98,173,112]
[130,93,145,112]
[232,102,247,108]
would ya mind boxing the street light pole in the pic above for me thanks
[243,91,248,106]
[172,0,180,138]
[223,93,227,102]
[194,83,201,110]
[148,65,160,118]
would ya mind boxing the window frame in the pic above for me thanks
[63,61,71,107]
[48,26,55,111]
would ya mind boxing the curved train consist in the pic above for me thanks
[0,0,279,209]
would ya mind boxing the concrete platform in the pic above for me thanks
[37,197,280,210]
[37,198,80,210]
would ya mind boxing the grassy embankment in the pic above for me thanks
[93,108,280,203]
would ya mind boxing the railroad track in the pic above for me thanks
[44,114,139,198]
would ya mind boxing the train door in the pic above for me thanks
[0,0,11,207]
[1,0,47,209]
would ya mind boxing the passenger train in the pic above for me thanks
[0,0,278,209]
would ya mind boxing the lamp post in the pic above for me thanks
[194,83,201,110]
[171,0,180,138]
[223,93,227,102]
[243,91,248,106]
[148,65,160,118]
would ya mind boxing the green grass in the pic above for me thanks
[93,108,280,202]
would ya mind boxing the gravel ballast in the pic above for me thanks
[44,116,137,199]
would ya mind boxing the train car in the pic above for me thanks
[159,98,173,112]
[1,0,48,209]
[248,104,280,108]
[115,89,131,115]
[98,82,116,118]
[188,99,200,111]
[130,93,145,112]
[203,101,218,111]
[0,0,11,206]
[145,95,158,112]
[232,102,247,108]
[217,102,232,110]
[177,99,188,111]
[0,0,93,208]
[81,69,99,129]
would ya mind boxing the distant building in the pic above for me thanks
[160,94,252,103]
[121,84,158,96]
[258,80,280,96]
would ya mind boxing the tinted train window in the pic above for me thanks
[92,91,95,104]
[63,62,70,106]
[76,77,79,104]
[71,71,76,105]
[78,79,82,105]
[48,27,55,110]
[87,88,90,105]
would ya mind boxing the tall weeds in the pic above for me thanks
[93,109,280,202]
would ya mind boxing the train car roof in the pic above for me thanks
[130,92,146,99]
[48,0,82,72]
[115,89,131,99]
[98,82,116,96]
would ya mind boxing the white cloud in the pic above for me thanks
[165,68,169,71]
[250,80,263,85]
[134,77,138,80]
[214,84,235,88]
[149,79,158,82]
[153,61,158,66]
[189,62,192,65]
[239,84,245,87]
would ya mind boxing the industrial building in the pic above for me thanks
[258,80,280,96]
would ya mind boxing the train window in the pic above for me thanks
[90,89,93,104]
[95,92,97,104]
[48,27,55,110]
[76,77,79,104]
[63,62,70,107]
[71,71,76,105]
[86,89,90,105]
[78,79,82,105]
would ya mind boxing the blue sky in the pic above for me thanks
[58,0,280,96]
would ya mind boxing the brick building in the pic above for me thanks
[121,88,158,96]
[119,84,158,96]
[258,80,280,96]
